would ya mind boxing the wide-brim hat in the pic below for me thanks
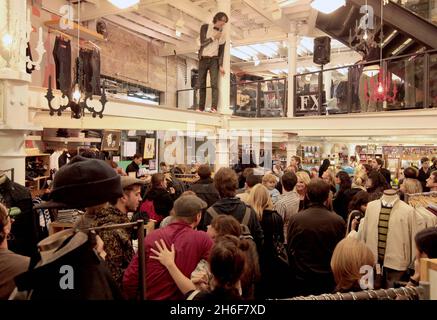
[34,156,122,210]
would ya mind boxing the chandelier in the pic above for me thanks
[45,76,107,119]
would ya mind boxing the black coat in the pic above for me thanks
[379,168,392,186]
[144,187,174,218]
[258,209,289,298]
[189,178,220,208]
[333,188,360,221]
[0,178,38,257]
[286,204,345,296]
[15,239,122,300]
[418,168,431,192]
[198,197,264,251]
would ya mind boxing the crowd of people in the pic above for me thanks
[1,154,437,300]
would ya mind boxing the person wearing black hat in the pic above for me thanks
[15,156,124,300]
[89,176,145,291]
[123,195,213,300]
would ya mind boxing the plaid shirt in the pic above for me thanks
[274,190,300,242]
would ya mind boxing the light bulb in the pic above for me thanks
[2,34,13,48]
[377,83,384,94]
[254,57,260,66]
[175,30,182,38]
[72,84,81,103]
[363,31,368,40]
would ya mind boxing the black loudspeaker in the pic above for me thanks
[313,36,331,65]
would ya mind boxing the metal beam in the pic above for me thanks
[104,15,183,45]
[350,0,437,49]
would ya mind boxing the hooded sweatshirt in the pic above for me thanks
[198,197,264,251]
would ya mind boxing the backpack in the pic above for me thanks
[206,206,253,241]
[139,199,163,224]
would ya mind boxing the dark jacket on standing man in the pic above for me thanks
[189,177,220,208]
[286,203,345,297]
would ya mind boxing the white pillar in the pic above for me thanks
[287,24,298,118]
[214,116,230,172]
[286,134,299,167]
[0,0,40,185]
[324,70,332,100]
[217,0,232,115]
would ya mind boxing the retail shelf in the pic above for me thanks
[43,137,102,143]
[45,19,105,42]
[25,152,50,157]
[25,135,42,141]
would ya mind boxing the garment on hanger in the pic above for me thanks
[76,48,101,95]
[58,150,71,168]
[377,204,393,264]
[53,36,72,92]
[0,177,38,257]
[50,150,62,172]
[13,229,122,300]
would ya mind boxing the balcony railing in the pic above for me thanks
[176,49,437,117]
[294,49,437,117]
[176,78,287,117]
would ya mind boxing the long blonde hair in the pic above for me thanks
[331,238,375,292]
[248,184,273,221]
[294,171,311,193]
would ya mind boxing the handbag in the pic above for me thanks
[273,234,289,266]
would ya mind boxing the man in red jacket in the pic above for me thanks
[123,195,213,300]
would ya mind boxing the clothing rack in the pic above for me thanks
[48,28,72,41]
[283,286,428,301]
[405,191,437,208]
[82,220,146,301]
[0,168,15,182]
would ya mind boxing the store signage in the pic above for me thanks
[295,92,321,115]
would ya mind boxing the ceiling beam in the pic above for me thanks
[120,12,194,41]
[104,15,184,45]
[233,51,361,73]
[137,9,198,38]
[167,0,213,24]
[242,0,276,22]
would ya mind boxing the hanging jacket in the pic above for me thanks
[14,230,122,300]
[349,199,416,271]
[0,177,38,257]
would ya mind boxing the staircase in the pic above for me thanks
[316,0,437,59]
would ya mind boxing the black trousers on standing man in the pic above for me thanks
[198,56,219,111]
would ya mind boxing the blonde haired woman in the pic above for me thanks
[247,184,288,298]
[400,178,423,196]
[352,171,368,191]
[331,238,375,293]
[322,168,337,194]
[294,171,311,211]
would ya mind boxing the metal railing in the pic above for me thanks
[176,78,287,117]
[294,49,437,117]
